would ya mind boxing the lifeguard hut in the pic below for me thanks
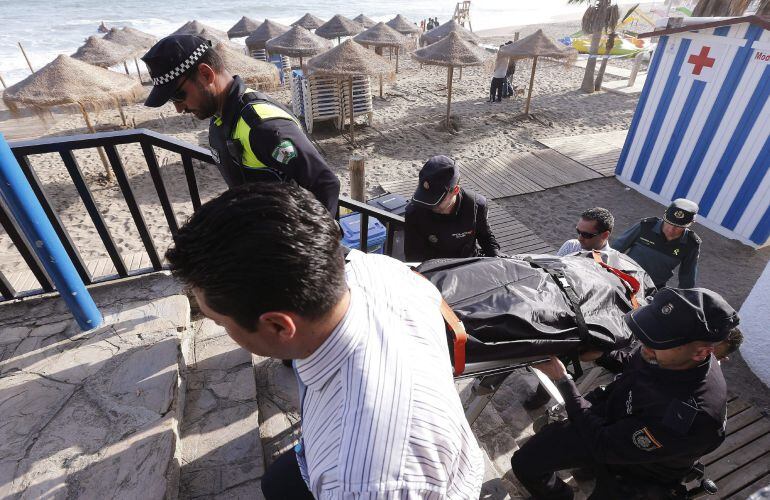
[615,15,770,247]
[453,1,473,32]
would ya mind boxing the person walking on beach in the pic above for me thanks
[490,45,509,102]
[612,199,701,289]
[166,182,484,499]
[405,155,501,261]
[504,42,517,98]
[141,34,340,215]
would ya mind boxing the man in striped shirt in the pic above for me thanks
[166,183,484,499]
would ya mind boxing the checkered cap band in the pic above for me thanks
[151,44,208,86]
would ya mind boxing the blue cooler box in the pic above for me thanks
[339,213,387,254]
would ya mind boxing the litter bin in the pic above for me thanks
[339,213,387,254]
[367,193,409,260]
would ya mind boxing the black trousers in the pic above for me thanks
[490,77,505,101]
[511,420,675,500]
[261,451,314,500]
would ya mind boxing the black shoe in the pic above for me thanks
[523,383,551,410]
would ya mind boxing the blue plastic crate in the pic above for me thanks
[339,213,387,254]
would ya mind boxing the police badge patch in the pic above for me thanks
[633,427,662,451]
[271,140,297,164]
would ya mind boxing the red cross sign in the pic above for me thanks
[688,46,716,75]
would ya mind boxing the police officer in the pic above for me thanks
[141,35,340,215]
[404,156,501,261]
[612,199,701,289]
[511,287,738,499]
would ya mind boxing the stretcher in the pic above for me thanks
[415,251,656,423]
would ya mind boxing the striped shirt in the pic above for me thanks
[295,250,484,499]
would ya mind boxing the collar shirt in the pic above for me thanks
[556,239,621,266]
[295,251,484,499]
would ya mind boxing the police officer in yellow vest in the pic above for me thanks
[142,35,340,215]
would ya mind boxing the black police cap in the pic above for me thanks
[412,155,460,207]
[663,198,699,228]
[141,34,212,107]
[624,288,739,350]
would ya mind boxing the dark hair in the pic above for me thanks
[191,46,225,74]
[581,207,615,233]
[166,183,346,330]
[716,327,743,359]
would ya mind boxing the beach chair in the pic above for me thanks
[302,75,342,133]
[290,70,305,117]
[339,75,373,129]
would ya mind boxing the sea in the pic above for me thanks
[0,0,598,87]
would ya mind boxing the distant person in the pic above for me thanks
[489,45,509,103]
[504,42,516,98]
[612,199,701,289]
[557,207,619,261]
[405,155,501,261]
[166,182,484,499]
[141,34,340,215]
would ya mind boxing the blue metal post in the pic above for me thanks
[0,134,102,331]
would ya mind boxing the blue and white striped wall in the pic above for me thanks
[616,21,770,248]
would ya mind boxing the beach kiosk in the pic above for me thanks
[615,15,770,248]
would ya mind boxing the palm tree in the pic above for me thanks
[692,0,751,16]
[759,0,770,15]
[569,0,619,93]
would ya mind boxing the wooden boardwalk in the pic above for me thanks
[537,130,627,178]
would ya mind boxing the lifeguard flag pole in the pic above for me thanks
[0,134,102,331]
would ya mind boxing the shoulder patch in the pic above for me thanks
[271,139,297,165]
[633,427,663,451]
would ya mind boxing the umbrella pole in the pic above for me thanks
[459,66,462,80]
[379,75,383,98]
[524,56,538,116]
[0,71,6,89]
[396,49,399,74]
[349,77,355,144]
[446,66,454,128]
[123,61,131,76]
[117,101,127,128]
[134,58,143,83]
[78,103,113,181]
[299,56,303,72]
[18,42,34,73]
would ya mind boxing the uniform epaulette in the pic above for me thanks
[688,231,702,245]
[641,216,659,224]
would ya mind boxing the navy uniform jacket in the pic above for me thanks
[208,75,340,215]
[611,217,701,288]
[404,188,500,261]
[558,346,727,484]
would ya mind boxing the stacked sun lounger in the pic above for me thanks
[302,75,342,133]
[339,75,373,128]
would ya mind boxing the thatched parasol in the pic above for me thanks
[421,19,481,45]
[292,13,325,30]
[72,36,138,69]
[214,41,281,90]
[245,19,290,52]
[499,29,577,119]
[172,21,228,41]
[315,14,364,43]
[228,16,261,39]
[354,22,407,86]
[3,54,144,177]
[103,27,158,81]
[199,28,239,48]
[386,14,420,35]
[265,25,331,69]
[353,14,377,28]
[412,31,488,128]
[308,39,392,143]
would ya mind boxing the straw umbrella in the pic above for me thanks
[315,15,364,44]
[228,16,261,39]
[292,13,325,30]
[411,31,488,129]
[353,14,377,28]
[265,25,331,70]
[353,22,407,95]
[72,36,138,70]
[3,54,144,178]
[172,21,228,41]
[104,27,157,81]
[421,19,481,45]
[499,29,577,120]
[307,39,392,144]
[214,41,281,90]
[246,19,290,55]
[386,14,420,35]
[198,28,239,48]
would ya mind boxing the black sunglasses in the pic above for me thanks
[169,73,191,103]
[576,227,600,239]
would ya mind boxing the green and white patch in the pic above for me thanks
[271,139,297,165]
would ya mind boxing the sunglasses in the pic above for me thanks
[576,227,600,239]
[169,73,191,103]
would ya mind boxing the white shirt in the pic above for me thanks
[493,52,509,78]
[295,251,484,499]
[557,239,621,265]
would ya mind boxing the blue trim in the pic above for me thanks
[722,135,770,230]
[615,36,669,176]
[700,64,770,216]
[672,24,765,200]
[749,201,770,245]
[630,39,692,184]
[650,80,706,193]
[714,26,730,36]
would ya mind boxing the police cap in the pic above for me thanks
[141,34,212,107]
[624,288,739,350]
[412,155,460,206]
[663,198,699,227]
